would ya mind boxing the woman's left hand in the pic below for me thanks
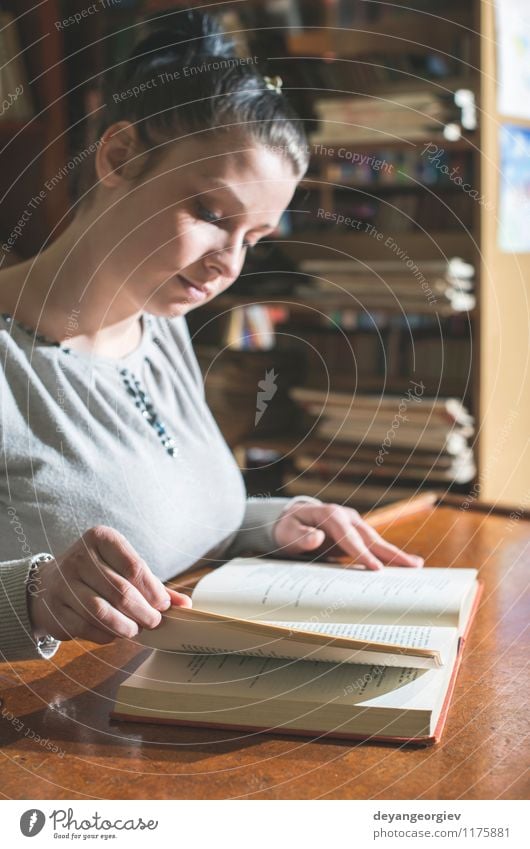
[273,501,424,570]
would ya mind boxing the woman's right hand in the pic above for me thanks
[27,525,192,645]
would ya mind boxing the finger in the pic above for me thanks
[279,502,324,526]
[273,512,327,555]
[283,515,327,551]
[65,581,140,639]
[85,526,171,611]
[167,588,193,607]
[370,540,424,567]
[322,510,384,570]
[81,559,164,629]
[300,526,327,549]
[353,523,424,567]
[281,504,383,568]
[339,527,384,570]
[55,603,117,644]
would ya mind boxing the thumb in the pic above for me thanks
[167,587,193,608]
[297,526,326,550]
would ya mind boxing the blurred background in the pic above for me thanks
[1,0,529,513]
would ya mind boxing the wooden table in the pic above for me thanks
[1,495,528,800]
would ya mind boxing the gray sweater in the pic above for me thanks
[0,312,312,662]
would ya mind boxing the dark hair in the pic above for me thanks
[74,9,309,209]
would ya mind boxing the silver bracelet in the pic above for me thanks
[27,552,56,649]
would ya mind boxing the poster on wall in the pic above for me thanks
[498,125,530,253]
[495,0,530,119]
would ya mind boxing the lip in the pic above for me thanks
[175,274,214,302]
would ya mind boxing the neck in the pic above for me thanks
[0,215,143,355]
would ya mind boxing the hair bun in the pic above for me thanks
[124,9,235,79]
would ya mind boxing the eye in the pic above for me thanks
[196,201,261,251]
[196,202,221,224]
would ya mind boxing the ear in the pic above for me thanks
[94,120,142,190]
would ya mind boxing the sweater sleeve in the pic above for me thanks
[0,557,61,662]
[223,494,323,558]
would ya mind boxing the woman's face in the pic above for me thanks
[91,129,300,317]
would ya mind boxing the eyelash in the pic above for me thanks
[196,202,256,250]
[196,202,220,225]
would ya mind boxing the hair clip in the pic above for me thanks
[263,75,283,94]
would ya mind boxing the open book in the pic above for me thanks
[112,560,481,743]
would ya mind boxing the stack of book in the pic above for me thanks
[310,92,469,144]
[285,387,475,507]
[296,257,475,314]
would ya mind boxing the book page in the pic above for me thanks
[268,621,456,664]
[127,644,456,713]
[139,608,456,669]
[192,559,478,628]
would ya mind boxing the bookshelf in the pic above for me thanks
[182,0,483,509]
[2,1,527,509]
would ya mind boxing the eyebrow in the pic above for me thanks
[197,178,276,230]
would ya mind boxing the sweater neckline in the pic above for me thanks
[0,311,155,368]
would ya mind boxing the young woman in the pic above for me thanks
[0,12,423,662]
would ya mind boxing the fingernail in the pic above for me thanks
[160,595,172,610]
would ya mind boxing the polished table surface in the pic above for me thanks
[1,496,528,800]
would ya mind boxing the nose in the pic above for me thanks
[203,241,244,284]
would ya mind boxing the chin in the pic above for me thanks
[145,285,220,317]
[169,293,218,314]
[144,300,191,318]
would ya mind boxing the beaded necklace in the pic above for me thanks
[1,312,177,458]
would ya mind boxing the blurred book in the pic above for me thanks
[225,305,279,350]
[310,91,473,144]
[290,386,474,454]
[285,387,476,508]
[296,257,475,314]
